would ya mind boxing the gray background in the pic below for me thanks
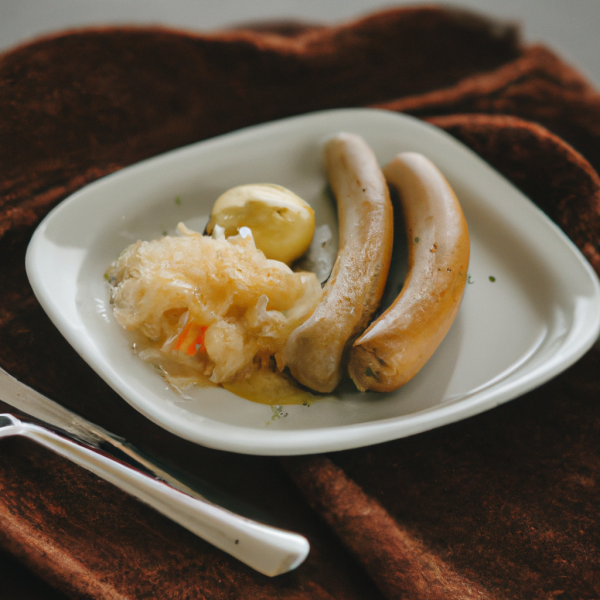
[2,1,600,88]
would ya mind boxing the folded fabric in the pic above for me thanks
[1,6,600,599]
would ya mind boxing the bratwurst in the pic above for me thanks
[283,133,394,393]
[348,152,470,392]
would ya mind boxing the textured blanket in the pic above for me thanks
[1,6,600,599]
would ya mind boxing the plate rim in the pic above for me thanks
[26,107,600,455]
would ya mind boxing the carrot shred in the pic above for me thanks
[174,321,207,356]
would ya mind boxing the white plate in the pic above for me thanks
[26,108,600,455]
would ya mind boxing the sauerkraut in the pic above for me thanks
[106,224,322,392]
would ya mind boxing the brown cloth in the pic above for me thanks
[2,5,600,599]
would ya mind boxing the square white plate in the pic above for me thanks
[26,109,600,455]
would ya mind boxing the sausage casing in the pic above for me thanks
[283,133,394,393]
[349,152,470,392]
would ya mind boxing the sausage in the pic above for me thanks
[348,152,470,392]
[283,133,394,393]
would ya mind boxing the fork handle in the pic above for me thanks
[3,415,309,576]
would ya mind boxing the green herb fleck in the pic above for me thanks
[162,229,168,236]
[414,237,420,243]
[104,271,110,281]
[271,405,288,421]
[489,276,496,282]
[467,274,474,284]
[175,195,182,206]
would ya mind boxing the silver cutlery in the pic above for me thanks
[0,366,309,576]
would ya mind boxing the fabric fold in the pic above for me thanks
[1,5,600,599]
[282,455,500,600]
[380,45,600,175]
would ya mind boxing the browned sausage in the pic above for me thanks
[348,152,470,392]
